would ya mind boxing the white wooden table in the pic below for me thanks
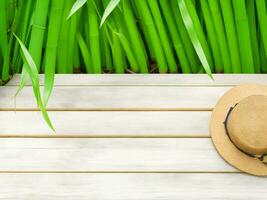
[1,74,267,199]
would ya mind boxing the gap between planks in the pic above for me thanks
[0,134,210,138]
[0,171,240,174]
[0,108,213,111]
[3,84,238,87]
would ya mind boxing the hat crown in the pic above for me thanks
[227,95,267,155]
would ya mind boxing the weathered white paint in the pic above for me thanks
[0,75,264,199]
[0,173,265,200]
[0,138,234,172]
[0,86,229,110]
[0,111,210,136]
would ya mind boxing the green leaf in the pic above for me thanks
[178,0,213,78]
[100,0,120,27]
[67,0,87,20]
[77,32,93,73]
[14,34,55,132]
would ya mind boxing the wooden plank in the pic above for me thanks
[0,86,229,110]
[0,111,210,136]
[0,173,266,199]
[0,138,234,172]
[7,74,267,86]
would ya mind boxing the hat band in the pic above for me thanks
[223,104,267,164]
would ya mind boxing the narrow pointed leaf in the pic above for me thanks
[67,0,87,20]
[100,0,120,27]
[14,34,55,132]
[178,0,213,78]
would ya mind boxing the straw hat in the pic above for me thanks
[210,84,267,176]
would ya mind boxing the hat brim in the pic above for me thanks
[210,83,267,176]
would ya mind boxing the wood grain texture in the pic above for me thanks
[0,138,234,172]
[0,86,229,110]
[0,173,266,200]
[0,111,210,136]
[1,74,265,199]
[7,74,267,86]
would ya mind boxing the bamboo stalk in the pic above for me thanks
[256,0,267,67]
[57,0,72,73]
[27,0,51,72]
[233,0,254,73]
[106,2,140,73]
[200,0,223,73]
[112,31,125,73]
[159,0,191,73]
[115,32,139,72]
[122,0,148,73]
[101,0,125,73]
[220,0,242,73]
[87,0,102,73]
[12,0,33,73]
[68,10,81,73]
[208,0,232,73]
[260,32,267,73]
[130,0,155,62]
[0,0,9,81]
[247,0,260,73]
[77,32,93,73]
[171,0,199,73]
[133,0,168,73]
[43,0,65,105]
[147,0,177,73]
[179,0,214,74]
[73,39,80,71]
[100,26,112,71]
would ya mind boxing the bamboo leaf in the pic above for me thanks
[14,34,55,132]
[67,0,87,20]
[114,31,139,72]
[178,0,213,78]
[77,32,93,73]
[100,0,121,27]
